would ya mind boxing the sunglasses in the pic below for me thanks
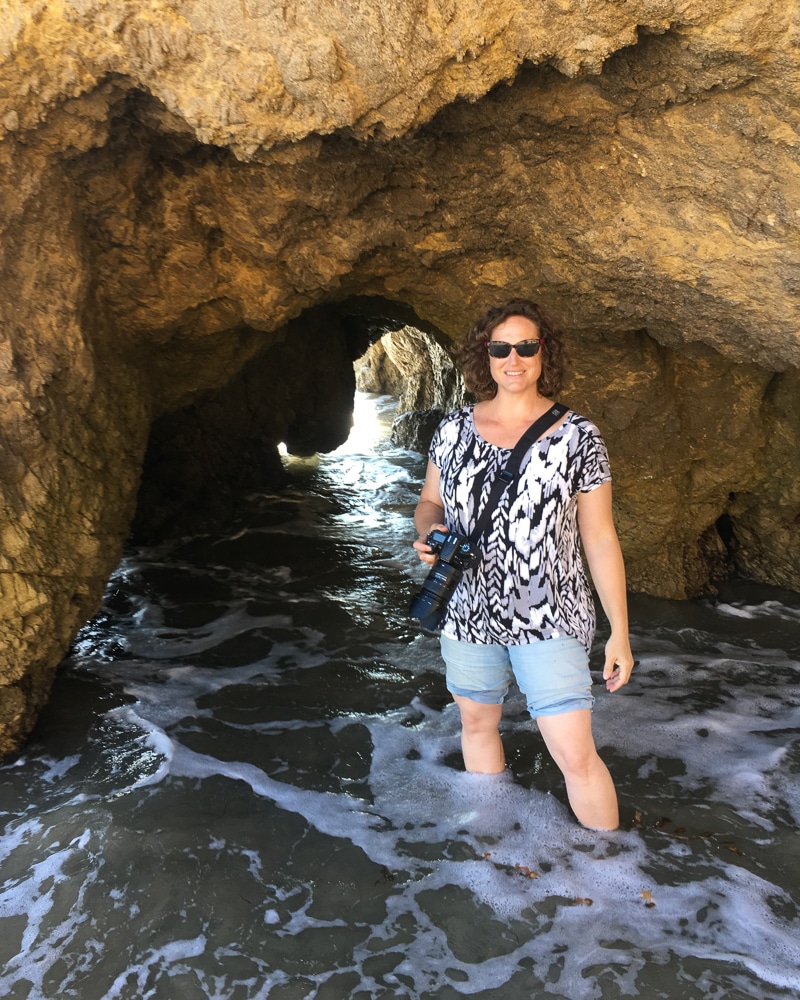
[484,338,544,359]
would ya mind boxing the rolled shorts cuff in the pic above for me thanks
[440,633,594,717]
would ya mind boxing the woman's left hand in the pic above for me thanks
[603,634,635,692]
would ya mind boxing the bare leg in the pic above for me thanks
[452,694,505,774]
[536,709,619,830]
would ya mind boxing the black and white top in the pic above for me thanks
[429,406,612,651]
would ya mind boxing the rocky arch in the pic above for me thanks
[130,297,458,540]
[2,1,800,755]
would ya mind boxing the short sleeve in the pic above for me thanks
[575,423,612,493]
[428,409,467,473]
[428,422,446,470]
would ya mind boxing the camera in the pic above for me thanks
[409,529,481,630]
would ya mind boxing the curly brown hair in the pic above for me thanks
[455,298,566,401]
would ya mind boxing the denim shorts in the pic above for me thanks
[440,634,594,717]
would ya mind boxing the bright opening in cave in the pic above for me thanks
[279,331,403,460]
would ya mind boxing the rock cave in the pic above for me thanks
[1,0,799,755]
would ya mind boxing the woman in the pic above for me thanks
[413,298,634,830]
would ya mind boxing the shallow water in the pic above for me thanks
[1,394,799,1000]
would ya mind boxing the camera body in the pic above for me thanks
[409,529,481,630]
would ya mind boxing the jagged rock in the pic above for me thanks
[390,409,447,452]
[1,1,799,754]
[356,326,465,414]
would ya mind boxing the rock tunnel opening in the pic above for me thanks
[130,297,460,544]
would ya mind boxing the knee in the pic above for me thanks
[455,698,502,737]
[459,709,495,737]
[550,744,601,782]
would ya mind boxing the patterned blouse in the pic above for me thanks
[429,406,612,650]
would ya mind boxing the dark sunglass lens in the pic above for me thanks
[487,342,512,358]
[514,341,541,357]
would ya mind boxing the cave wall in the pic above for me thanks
[1,0,799,754]
[0,113,153,753]
[131,307,360,540]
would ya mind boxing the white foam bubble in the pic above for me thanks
[716,600,800,624]
[103,936,208,999]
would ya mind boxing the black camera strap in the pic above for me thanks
[467,402,569,546]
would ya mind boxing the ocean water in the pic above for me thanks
[1,393,799,1000]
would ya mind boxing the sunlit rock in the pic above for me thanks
[356,326,463,413]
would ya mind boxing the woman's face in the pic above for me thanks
[487,315,544,396]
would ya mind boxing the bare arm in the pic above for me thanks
[577,482,634,692]
[413,461,447,566]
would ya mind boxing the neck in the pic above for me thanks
[486,389,552,423]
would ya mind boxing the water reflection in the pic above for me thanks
[1,394,799,999]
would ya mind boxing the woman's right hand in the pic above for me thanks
[412,523,448,566]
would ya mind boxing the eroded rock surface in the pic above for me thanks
[1,0,799,753]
